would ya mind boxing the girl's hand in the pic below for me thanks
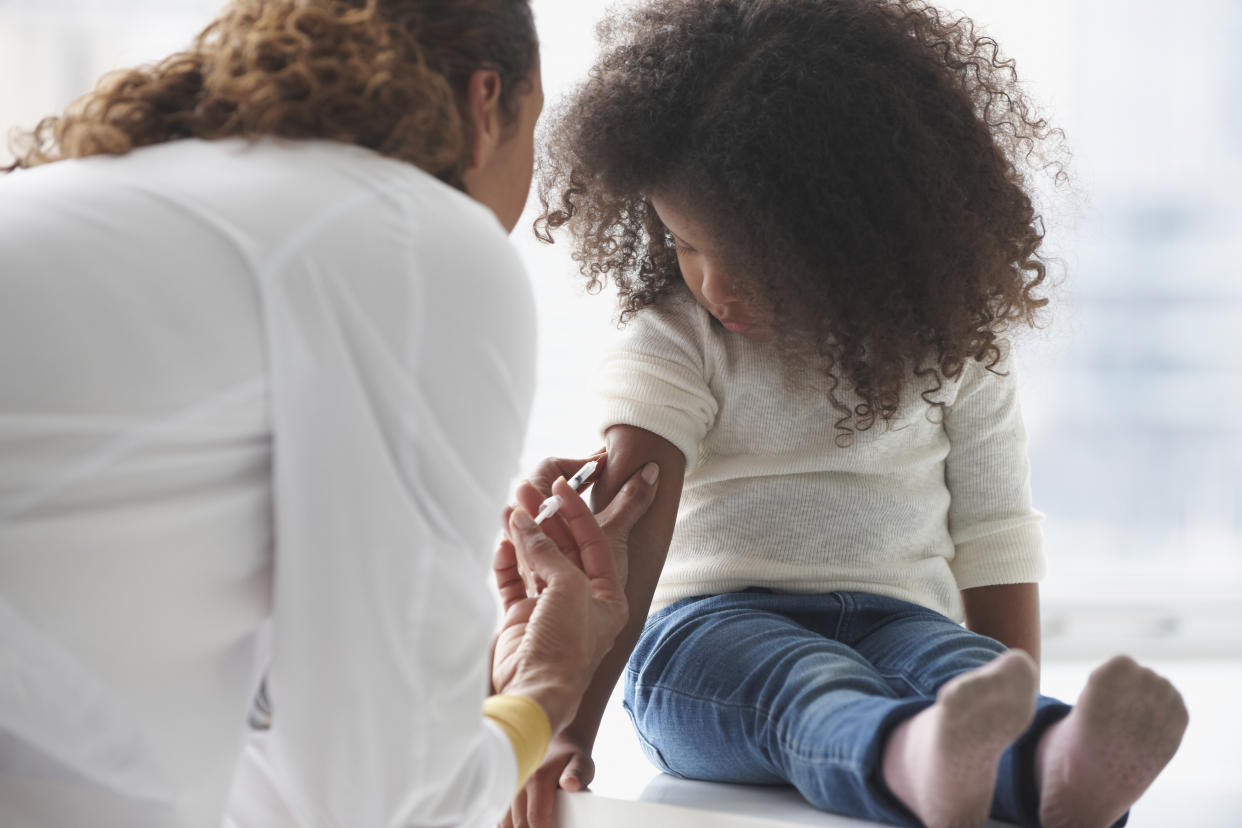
[500,734,594,828]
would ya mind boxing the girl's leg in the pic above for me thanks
[625,592,933,826]
[841,594,1066,827]
[1033,655,1188,828]
[628,592,1188,828]
[844,595,1187,827]
[879,649,1041,828]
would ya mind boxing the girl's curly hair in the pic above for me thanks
[537,0,1066,441]
[4,0,536,187]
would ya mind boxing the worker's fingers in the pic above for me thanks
[515,479,576,565]
[507,509,578,586]
[491,537,527,610]
[525,451,606,495]
[554,462,659,599]
[544,482,611,588]
[595,462,661,543]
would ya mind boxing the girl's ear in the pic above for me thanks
[462,68,503,173]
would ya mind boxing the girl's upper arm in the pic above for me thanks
[592,425,686,576]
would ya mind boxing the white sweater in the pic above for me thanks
[0,138,535,828]
[598,289,1045,620]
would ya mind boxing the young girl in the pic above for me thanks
[509,1,1189,827]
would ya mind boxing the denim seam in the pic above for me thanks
[632,682,864,769]
[831,592,848,640]
[878,671,925,695]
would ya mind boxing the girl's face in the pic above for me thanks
[650,194,773,342]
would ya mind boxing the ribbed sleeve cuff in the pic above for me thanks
[483,695,551,791]
[950,521,1046,590]
[597,354,716,471]
[599,401,702,471]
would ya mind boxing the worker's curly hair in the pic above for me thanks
[537,0,1066,441]
[4,0,536,187]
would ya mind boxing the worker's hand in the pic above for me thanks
[490,459,659,735]
[500,734,594,828]
[508,451,650,593]
[509,451,604,587]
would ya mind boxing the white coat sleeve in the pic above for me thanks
[228,180,537,828]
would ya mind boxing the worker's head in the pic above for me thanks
[5,0,542,231]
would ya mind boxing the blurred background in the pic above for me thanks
[3,0,1238,820]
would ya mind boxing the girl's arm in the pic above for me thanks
[503,424,685,828]
[961,582,1041,668]
[569,424,685,744]
[943,346,1045,671]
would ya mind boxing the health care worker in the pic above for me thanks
[0,1,658,825]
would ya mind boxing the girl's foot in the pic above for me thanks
[882,649,1038,828]
[1035,655,1188,828]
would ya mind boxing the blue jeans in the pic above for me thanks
[624,590,1101,827]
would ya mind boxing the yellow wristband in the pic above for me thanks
[483,695,552,790]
